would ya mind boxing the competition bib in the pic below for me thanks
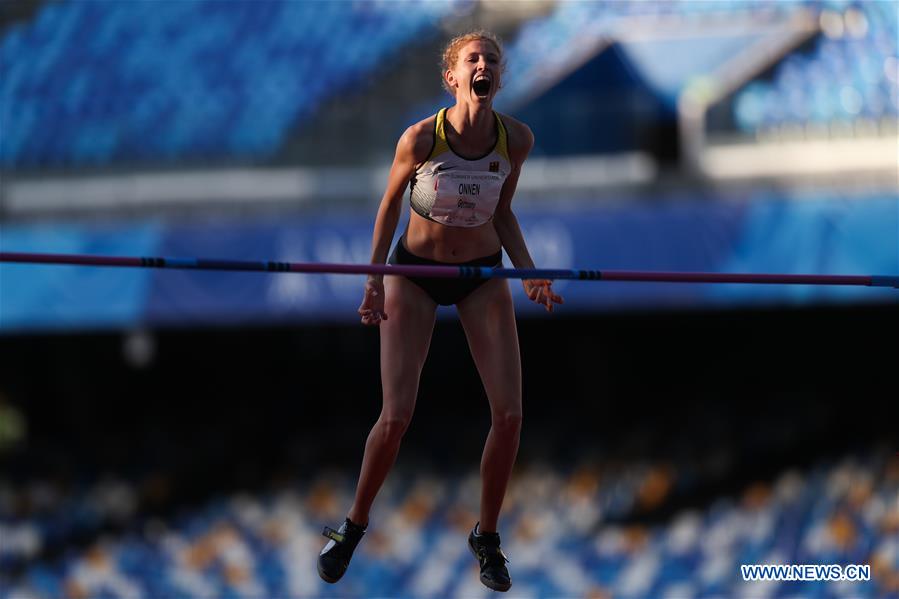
[430,170,505,227]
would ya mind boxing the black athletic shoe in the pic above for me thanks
[468,522,512,592]
[317,517,367,583]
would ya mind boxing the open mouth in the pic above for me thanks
[472,77,491,98]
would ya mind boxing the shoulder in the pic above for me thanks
[496,112,534,165]
[397,114,438,164]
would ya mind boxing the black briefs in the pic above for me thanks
[387,239,503,306]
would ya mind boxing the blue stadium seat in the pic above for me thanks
[732,1,898,133]
[0,0,460,167]
[2,450,894,597]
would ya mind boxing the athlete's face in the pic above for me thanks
[446,40,501,105]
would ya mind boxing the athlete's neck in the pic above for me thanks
[446,103,495,141]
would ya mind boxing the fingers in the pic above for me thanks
[547,288,564,306]
[358,310,387,326]
[524,280,564,313]
[358,306,388,326]
[535,285,549,311]
[544,287,564,312]
[358,281,386,325]
[525,279,544,301]
[358,293,371,312]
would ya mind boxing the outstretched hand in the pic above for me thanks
[522,279,564,313]
[358,278,388,326]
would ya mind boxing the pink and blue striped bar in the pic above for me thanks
[1,252,897,288]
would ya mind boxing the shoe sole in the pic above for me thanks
[317,560,341,584]
[468,536,511,592]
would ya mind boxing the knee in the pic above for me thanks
[491,409,522,435]
[377,411,412,444]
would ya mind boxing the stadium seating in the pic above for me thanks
[4,0,895,167]
[409,0,897,156]
[2,450,896,598]
[496,0,811,111]
[733,2,898,133]
[0,0,457,167]
[499,0,897,132]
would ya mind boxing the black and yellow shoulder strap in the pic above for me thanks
[428,107,450,162]
[494,111,510,163]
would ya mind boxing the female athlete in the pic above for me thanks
[318,30,563,593]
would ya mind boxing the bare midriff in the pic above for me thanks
[403,208,502,262]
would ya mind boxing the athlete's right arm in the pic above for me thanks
[367,127,422,276]
[359,123,431,325]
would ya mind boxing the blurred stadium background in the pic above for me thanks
[0,0,897,597]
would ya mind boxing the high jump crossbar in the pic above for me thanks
[1,252,897,288]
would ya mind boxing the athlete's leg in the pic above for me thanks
[347,275,437,526]
[456,278,522,533]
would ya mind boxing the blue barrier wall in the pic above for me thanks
[1,191,896,333]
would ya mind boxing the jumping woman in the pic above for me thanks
[318,30,563,593]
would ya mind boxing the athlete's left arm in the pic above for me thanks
[493,117,563,312]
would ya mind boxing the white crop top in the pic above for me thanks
[409,108,511,228]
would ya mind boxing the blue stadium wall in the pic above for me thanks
[1,190,896,333]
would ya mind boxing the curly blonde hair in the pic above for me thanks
[441,30,506,95]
